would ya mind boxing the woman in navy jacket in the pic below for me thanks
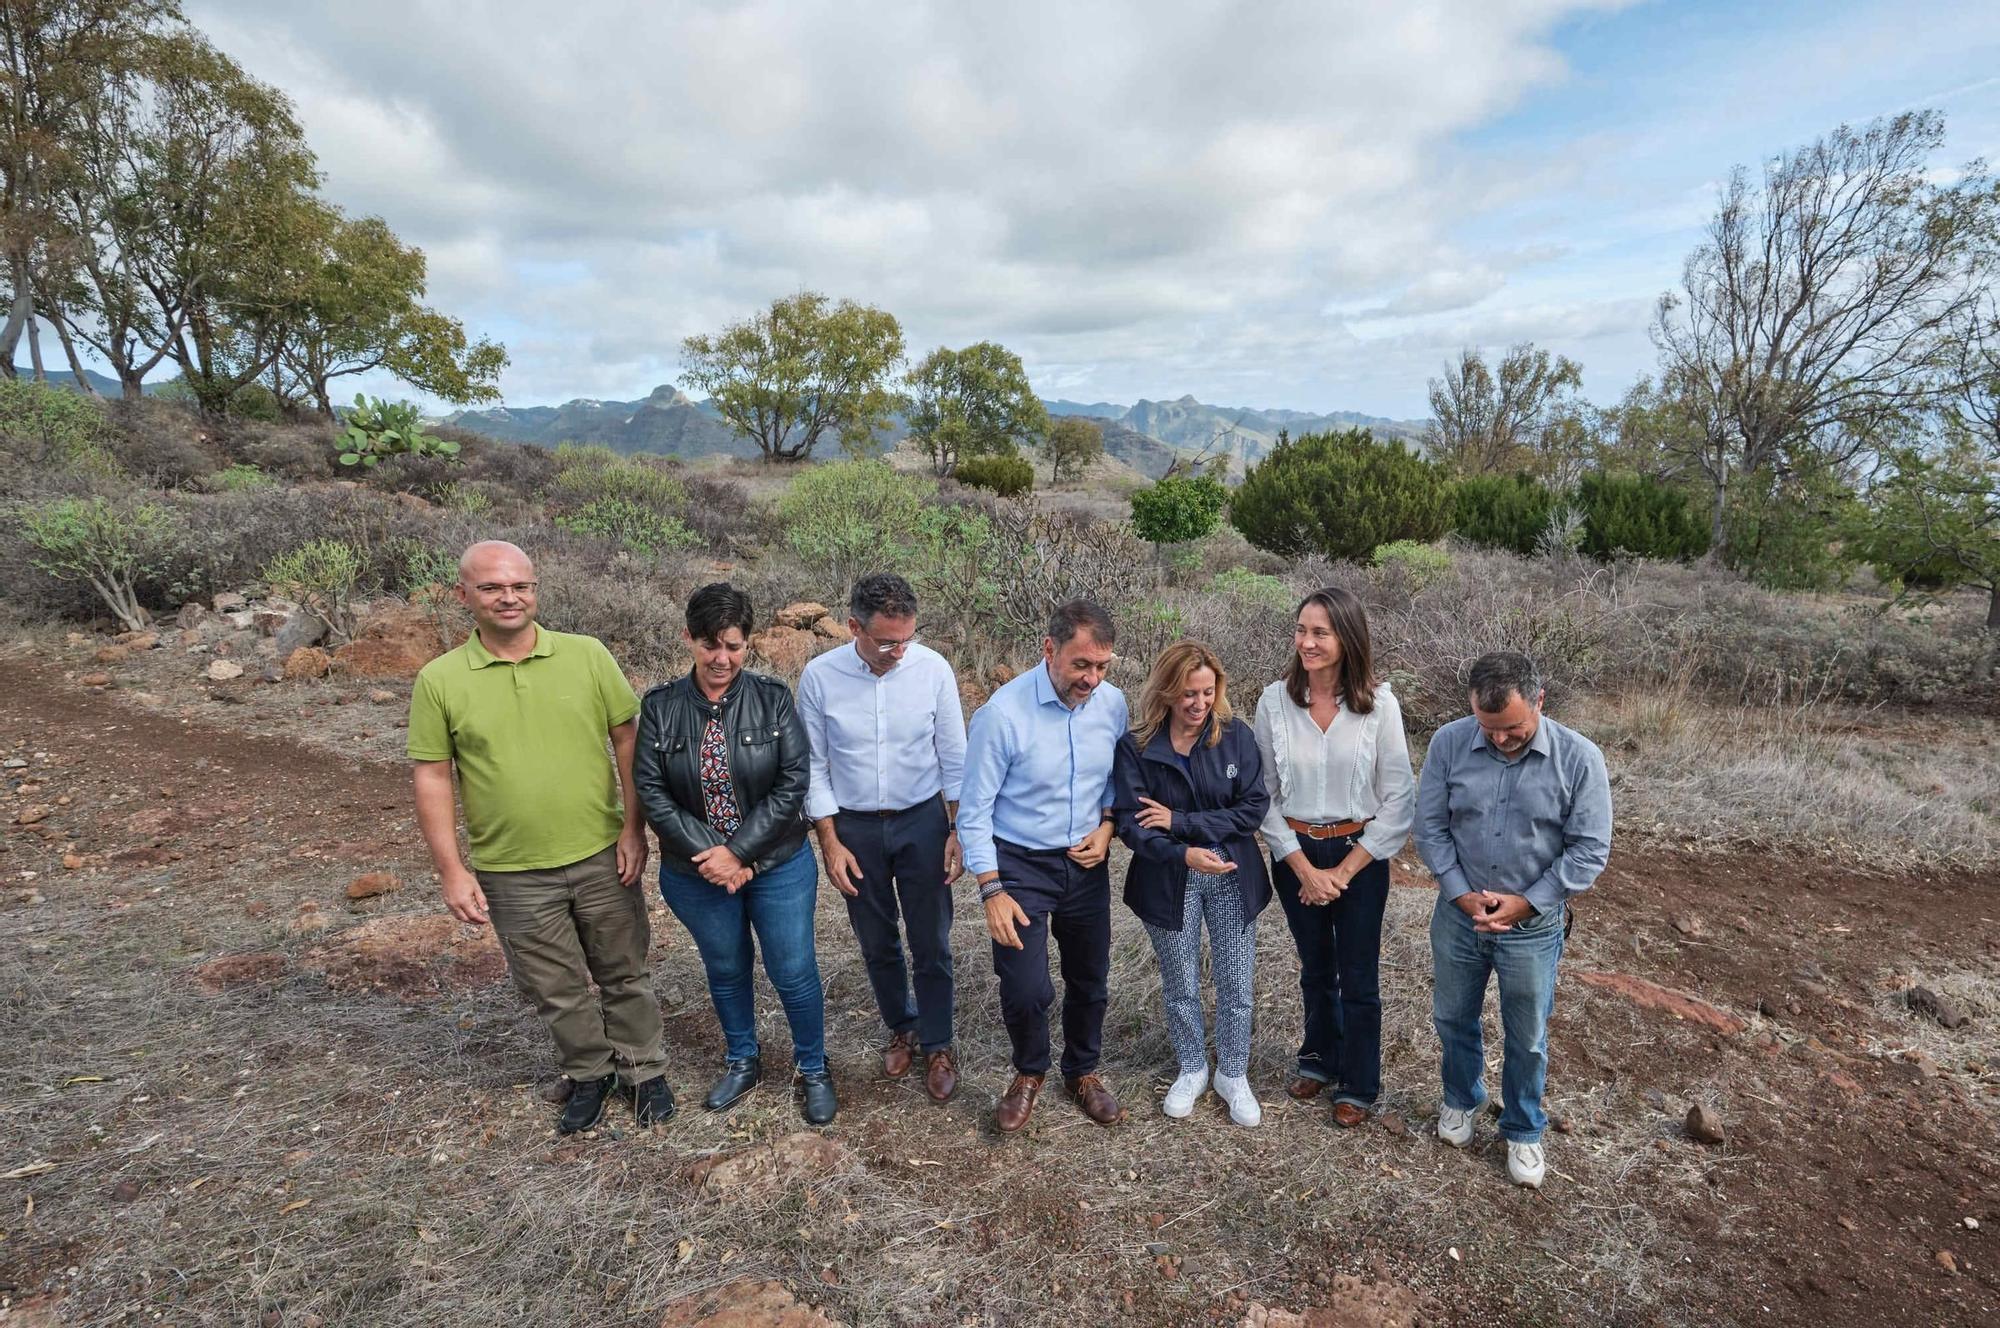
[1113,640,1270,1126]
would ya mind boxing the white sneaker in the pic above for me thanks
[1161,1066,1209,1119]
[1213,1073,1262,1127]
[1507,1140,1546,1188]
[1437,1103,1477,1147]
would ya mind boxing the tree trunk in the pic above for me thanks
[120,373,144,401]
[1987,583,1999,631]
[26,310,45,379]
[49,311,96,395]
[1708,478,1728,557]
[0,257,30,376]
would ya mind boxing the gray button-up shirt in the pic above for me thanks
[1415,713,1612,916]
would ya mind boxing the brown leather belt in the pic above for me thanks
[1285,816,1368,840]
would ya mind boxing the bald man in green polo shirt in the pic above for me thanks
[409,540,673,1134]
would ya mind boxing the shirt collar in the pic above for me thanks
[1470,715,1553,759]
[465,624,550,669]
[1033,661,1088,711]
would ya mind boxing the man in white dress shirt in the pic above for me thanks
[798,573,968,1102]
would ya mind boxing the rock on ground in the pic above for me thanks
[1241,1275,1443,1328]
[688,1131,855,1197]
[749,625,819,676]
[303,914,504,999]
[773,602,829,630]
[344,871,402,900]
[334,601,452,679]
[194,953,288,992]
[657,1279,842,1328]
[1572,969,1747,1035]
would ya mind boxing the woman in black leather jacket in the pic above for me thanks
[636,582,833,1125]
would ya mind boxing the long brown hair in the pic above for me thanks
[1133,640,1233,749]
[1284,585,1377,714]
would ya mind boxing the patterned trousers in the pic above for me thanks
[1142,870,1258,1077]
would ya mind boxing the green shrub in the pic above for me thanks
[555,497,701,557]
[1206,567,1293,613]
[1230,428,1452,561]
[18,494,185,630]
[264,538,364,640]
[208,463,274,492]
[1576,472,1710,562]
[777,461,935,597]
[0,379,106,470]
[1723,465,1857,590]
[550,450,687,509]
[1372,539,1453,587]
[337,394,459,469]
[1130,473,1226,545]
[953,450,1035,497]
[1452,473,1555,555]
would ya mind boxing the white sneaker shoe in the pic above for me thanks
[1437,1103,1478,1147]
[1213,1072,1262,1127]
[1507,1140,1546,1188]
[1161,1066,1209,1119]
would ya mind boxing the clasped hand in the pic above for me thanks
[692,843,752,893]
[1455,889,1534,932]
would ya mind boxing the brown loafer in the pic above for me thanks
[995,1073,1043,1133]
[1331,1101,1370,1129]
[1285,1076,1327,1101]
[924,1048,957,1103]
[1064,1073,1127,1125]
[881,1029,916,1079]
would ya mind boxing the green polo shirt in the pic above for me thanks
[407,626,641,872]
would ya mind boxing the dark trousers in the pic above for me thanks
[835,797,955,1053]
[991,839,1111,1078]
[1273,832,1391,1107]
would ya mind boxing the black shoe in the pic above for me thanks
[558,1074,616,1134]
[703,1056,761,1111]
[633,1075,676,1128]
[796,1068,837,1126]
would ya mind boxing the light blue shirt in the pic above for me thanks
[1415,713,1612,917]
[797,641,966,821]
[958,664,1128,876]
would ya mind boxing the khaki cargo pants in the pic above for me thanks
[477,843,667,1084]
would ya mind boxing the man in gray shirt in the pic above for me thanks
[1415,651,1611,1189]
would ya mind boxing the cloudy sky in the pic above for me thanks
[177,0,2000,417]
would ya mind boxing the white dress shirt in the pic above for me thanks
[1253,678,1415,864]
[797,640,967,821]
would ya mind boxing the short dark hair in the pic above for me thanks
[1047,598,1115,647]
[685,582,754,643]
[848,572,918,627]
[1467,651,1541,713]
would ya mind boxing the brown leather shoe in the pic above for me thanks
[1331,1101,1370,1129]
[1064,1073,1127,1125]
[1285,1076,1326,1101]
[881,1029,916,1079]
[994,1073,1043,1133]
[924,1048,957,1103]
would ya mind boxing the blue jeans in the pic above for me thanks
[1273,833,1390,1107]
[659,844,826,1074]
[1429,895,1565,1143]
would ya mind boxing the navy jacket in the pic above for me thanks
[1112,716,1271,931]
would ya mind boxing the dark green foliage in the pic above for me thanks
[1575,473,1711,562]
[1452,473,1555,555]
[1722,464,1857,590]
[1130,473,1226,545]
[953,450,1035,497]
[1229,428,1452,561]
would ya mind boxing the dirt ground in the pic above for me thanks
[2,639,1997,1326]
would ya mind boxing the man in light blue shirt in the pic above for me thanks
[959,599,1128,1132]
[1416,650,1612,1189]
[798,573,967,1101]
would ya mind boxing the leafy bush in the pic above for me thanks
[207,463,273,492]
[1130,473,1226,545]
[18,494,186,630]
[1723,464,1857,590]
[0,379,106,470]
[953,450,1035,497]
[264,538,365,640]
[1206,567,1294,614]
[778,461,935,597]
[228,423,335,481]
[1452,473,1554,555]
[1373,539,1453,587]
[1576,472,1709,561]
[337,394,459,469]
[555,497,700,557]
[550,451,687,510]
[1230,428,1452,561]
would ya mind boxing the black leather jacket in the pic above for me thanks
[635,669,810,878]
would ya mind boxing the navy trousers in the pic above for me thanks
[990,838,1111,1079]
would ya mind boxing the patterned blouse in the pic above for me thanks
[699,715,742,835]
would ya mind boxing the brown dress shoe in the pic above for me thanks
[1285,1077,1326,1101]
[1331,1101,1370,1129]
[924,1048,957,1102]
[881,1029,916,1079]
[1064,1073,1126,1125]
[994,1073,1043,1133]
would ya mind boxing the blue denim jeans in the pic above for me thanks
[1429,895,1566,1143]
[659,844,826,1074]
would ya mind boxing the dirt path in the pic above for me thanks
[3,659,1997,1326]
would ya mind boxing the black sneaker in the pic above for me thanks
[633,1075,676,1128]
[796,1068,837,1126]
[557,1074,616,1134]
[703,1055,761,1111]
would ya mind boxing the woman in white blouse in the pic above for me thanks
[1253,585,1415,1127]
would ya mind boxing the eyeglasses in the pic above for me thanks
[863,630,920,655]
[472,581,538,596]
